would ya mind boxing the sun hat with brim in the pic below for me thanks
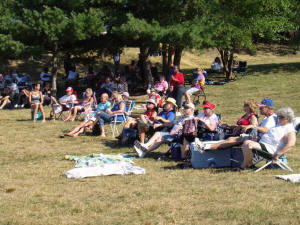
[202,101,215,110]
[150,88,157,93]
[258,98,274,107]
[65,87,73,92]
[122,92,129,98]
[147,99,157,107]
[164,97,177,107]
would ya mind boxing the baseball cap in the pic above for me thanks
[65,87,73,92]
[202,101,215,110]
[184,102,195,110]
[258,98,274,107]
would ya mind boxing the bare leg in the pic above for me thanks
[138,125,148,144]
[180,138,190,159]
[64,109,73,121]
[241,140,261,168]
[32,104,39,122]
[72,127,85,137]
[37,104,46,122]
[124,118,137,129]
[70,106,79,121]
[207,136,242,150]
[100,126,105,137]
[65,121,88,135]
[0,97,10,109]
[184,92,191,103]
[143,132,163,150]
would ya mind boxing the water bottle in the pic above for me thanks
[250,128,258,141]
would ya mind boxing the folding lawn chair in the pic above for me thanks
[193,88,206,105]
[252,117,300,173]
[109,100,135,137]
[53,102,74,120]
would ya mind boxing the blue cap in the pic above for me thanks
[258,98,274,107]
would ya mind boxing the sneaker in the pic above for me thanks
[134,145,146,158]
[194,138,204,152]
[20,104,24,108]
[14,104,18,108]
[176,111,182,117]
[50,117,55,121]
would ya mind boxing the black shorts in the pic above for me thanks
[259,143,269,153]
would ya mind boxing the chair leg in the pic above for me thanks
[276,161,293,172]
[255,161,272,173]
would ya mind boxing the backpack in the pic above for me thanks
[119,128,137,146]
[182,118,198,138]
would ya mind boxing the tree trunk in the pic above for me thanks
[173,46,183,68]
[51,46,58,97]
[218,49,234,81]
[162,44,168,78]
[139,45,151,86]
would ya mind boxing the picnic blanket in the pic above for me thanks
[63,153,146,179]
[275,174,300,183]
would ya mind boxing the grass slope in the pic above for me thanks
[0,49,300,225]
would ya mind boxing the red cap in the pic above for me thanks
[202,101,215,110]
[65,87,73,92]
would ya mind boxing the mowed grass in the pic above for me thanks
[1,49,300,225]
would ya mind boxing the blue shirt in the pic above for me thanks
[93,101,111,116]
[156,110,175,124]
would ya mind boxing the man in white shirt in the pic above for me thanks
[50,87,77,120]
[241,107,296,169]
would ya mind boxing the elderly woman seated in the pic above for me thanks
[133,102,195,158]
[240,107,296,170]
[61,93,111,137]
[97,92,126,137]
[64,88,94,122]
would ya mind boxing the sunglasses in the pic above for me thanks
[278,116,285,120]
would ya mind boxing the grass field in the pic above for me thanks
[1,47,300,225]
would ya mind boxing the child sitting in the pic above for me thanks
[154,75,168,96]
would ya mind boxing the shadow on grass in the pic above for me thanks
[246,62,300,75]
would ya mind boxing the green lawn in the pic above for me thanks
[1,49,300,225]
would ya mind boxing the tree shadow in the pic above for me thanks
[247,62,300,75]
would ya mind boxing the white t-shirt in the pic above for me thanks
[211,62,222,71]
[197,112,219,131]
[258,114,277,137]
[59,94,76,103]
[40,72,52,82]
[260,123,296,154]
[67,71,78,80]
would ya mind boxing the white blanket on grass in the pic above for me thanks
[275,174,300,183]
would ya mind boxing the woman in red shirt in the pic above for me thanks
[169,65,185,114]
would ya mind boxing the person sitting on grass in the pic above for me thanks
[195,98,277,151]
[97,92,125,137]
[64,88,94,122]
[29,82,46,122]
[240,107,296,170]
[133,102,195,158]
[137,97,176,144]
[50,87,77,120]
[211,57,223,73]
[185,68,205,103]
[61,93,111,137]
[154,75,168,96]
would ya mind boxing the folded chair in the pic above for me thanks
[110,100,135,137]
[252,117,300,173]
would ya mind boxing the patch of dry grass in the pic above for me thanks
[0,49,300,225]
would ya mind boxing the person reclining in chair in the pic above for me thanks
[133,102,195,158]
[240,107,296,170]
[195,98,275,151]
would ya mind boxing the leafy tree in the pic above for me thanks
[8,0,106,95]
[205,0,297,80]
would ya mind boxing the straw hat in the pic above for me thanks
[164,97,177,107]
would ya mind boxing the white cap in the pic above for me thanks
[184,102,195,110]
[122,92,129,98]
